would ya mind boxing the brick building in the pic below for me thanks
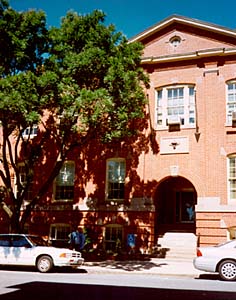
[131,15,236,248]
[1,15,236,253]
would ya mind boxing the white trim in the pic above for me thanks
[196,197,236,212]
[49,223,71,241]
[160,136,189,154]
[155,85,195,130]
[106,158,126,201]
[226,80,236,125]
[129,15,236,43]
[141,48,236,65]
[227,155,236,203]
[53,160,75,202]
[22,125,38,139]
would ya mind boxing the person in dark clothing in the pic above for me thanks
[69,226,85,251]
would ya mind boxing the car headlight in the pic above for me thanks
[59,252,81,258]
[59,253,69,258]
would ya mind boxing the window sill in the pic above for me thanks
[52,199,74,203]
[106,200,124,204]
[225,124,236,134]
[155,125,196,131]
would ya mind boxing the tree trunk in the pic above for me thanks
[10,210,22,233]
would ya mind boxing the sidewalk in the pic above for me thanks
[83,257,203,278]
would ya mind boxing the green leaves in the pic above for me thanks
[0,2,150,231]
[0,2,48,77]
[0,3,149,142]
[0,72,41,128]
[42,9,149,142]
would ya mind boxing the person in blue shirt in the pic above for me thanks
[69,226,85,251]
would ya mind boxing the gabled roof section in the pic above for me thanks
[129,15,236,43]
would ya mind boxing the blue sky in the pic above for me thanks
[10,0,236,38]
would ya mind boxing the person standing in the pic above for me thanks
[69,227,77,250]
[69,226,85,251]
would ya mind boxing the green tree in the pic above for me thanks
[0,1,149,232]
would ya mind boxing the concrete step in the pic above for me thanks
[158,232,197,259]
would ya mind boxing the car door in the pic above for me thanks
[9,235,35,266]
[0,235,11,264]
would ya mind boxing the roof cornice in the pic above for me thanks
[141,47,236,64]
[129,15,236,43]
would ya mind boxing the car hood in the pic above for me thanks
[33,246,79,254]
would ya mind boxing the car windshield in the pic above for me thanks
[27,235,48,246]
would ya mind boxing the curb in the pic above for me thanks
[82,258,201,278]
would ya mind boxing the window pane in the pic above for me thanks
[156,85,195,128]
[230,180,236,189]
[23,125,38,137]
[156,90,163,125]
[0,236,10,246]
[56,162,75,186]
[229,157,236,200]
[157,90,162,105]
[229,158,236,177]
[55,186,74,200]
[18,165,34,201]
[189,87,194,96]
[230,191,236,199]
[107,160,125,200]
[227,82,236,123]
[55,162,75,200]
[50,225,71,248]
[228,94,236,103]
[189,116,195,124]
[105,228,111,240]
[105,226,123,251]
[168,88,184,100]
[167,88,184,121]
[51,226,56,239]
[12,236,30,247]
[57,226,70,240]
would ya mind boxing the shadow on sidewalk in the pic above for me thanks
[84,260,168,272]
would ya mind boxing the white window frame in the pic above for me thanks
[15,163,34,207]
[104,224,123,251]
[226,80,236,125]
[106,158,126,201]
[22,125,38,139]
[169,36,181,48]
[228,155,236,204]
[155,85,195,130]
[53,161,75,202]
[49,223,71,243]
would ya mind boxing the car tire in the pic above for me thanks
[219,260,236,281]
[36,255,53,273]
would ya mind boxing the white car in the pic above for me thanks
[193,240,236,281]
[0,234,84,273]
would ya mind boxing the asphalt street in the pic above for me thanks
[1,258,236,300]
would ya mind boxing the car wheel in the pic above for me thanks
[219,260,236,281]
[36,255,53,273]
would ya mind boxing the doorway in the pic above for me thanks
[155,176,197,236]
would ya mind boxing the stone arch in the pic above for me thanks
[154,176,197,236]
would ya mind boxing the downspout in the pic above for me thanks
[194,89,201,142]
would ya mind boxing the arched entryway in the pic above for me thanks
[154,176,197,237]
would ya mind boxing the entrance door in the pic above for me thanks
[176,191,195,223]
[155,176,197,235]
